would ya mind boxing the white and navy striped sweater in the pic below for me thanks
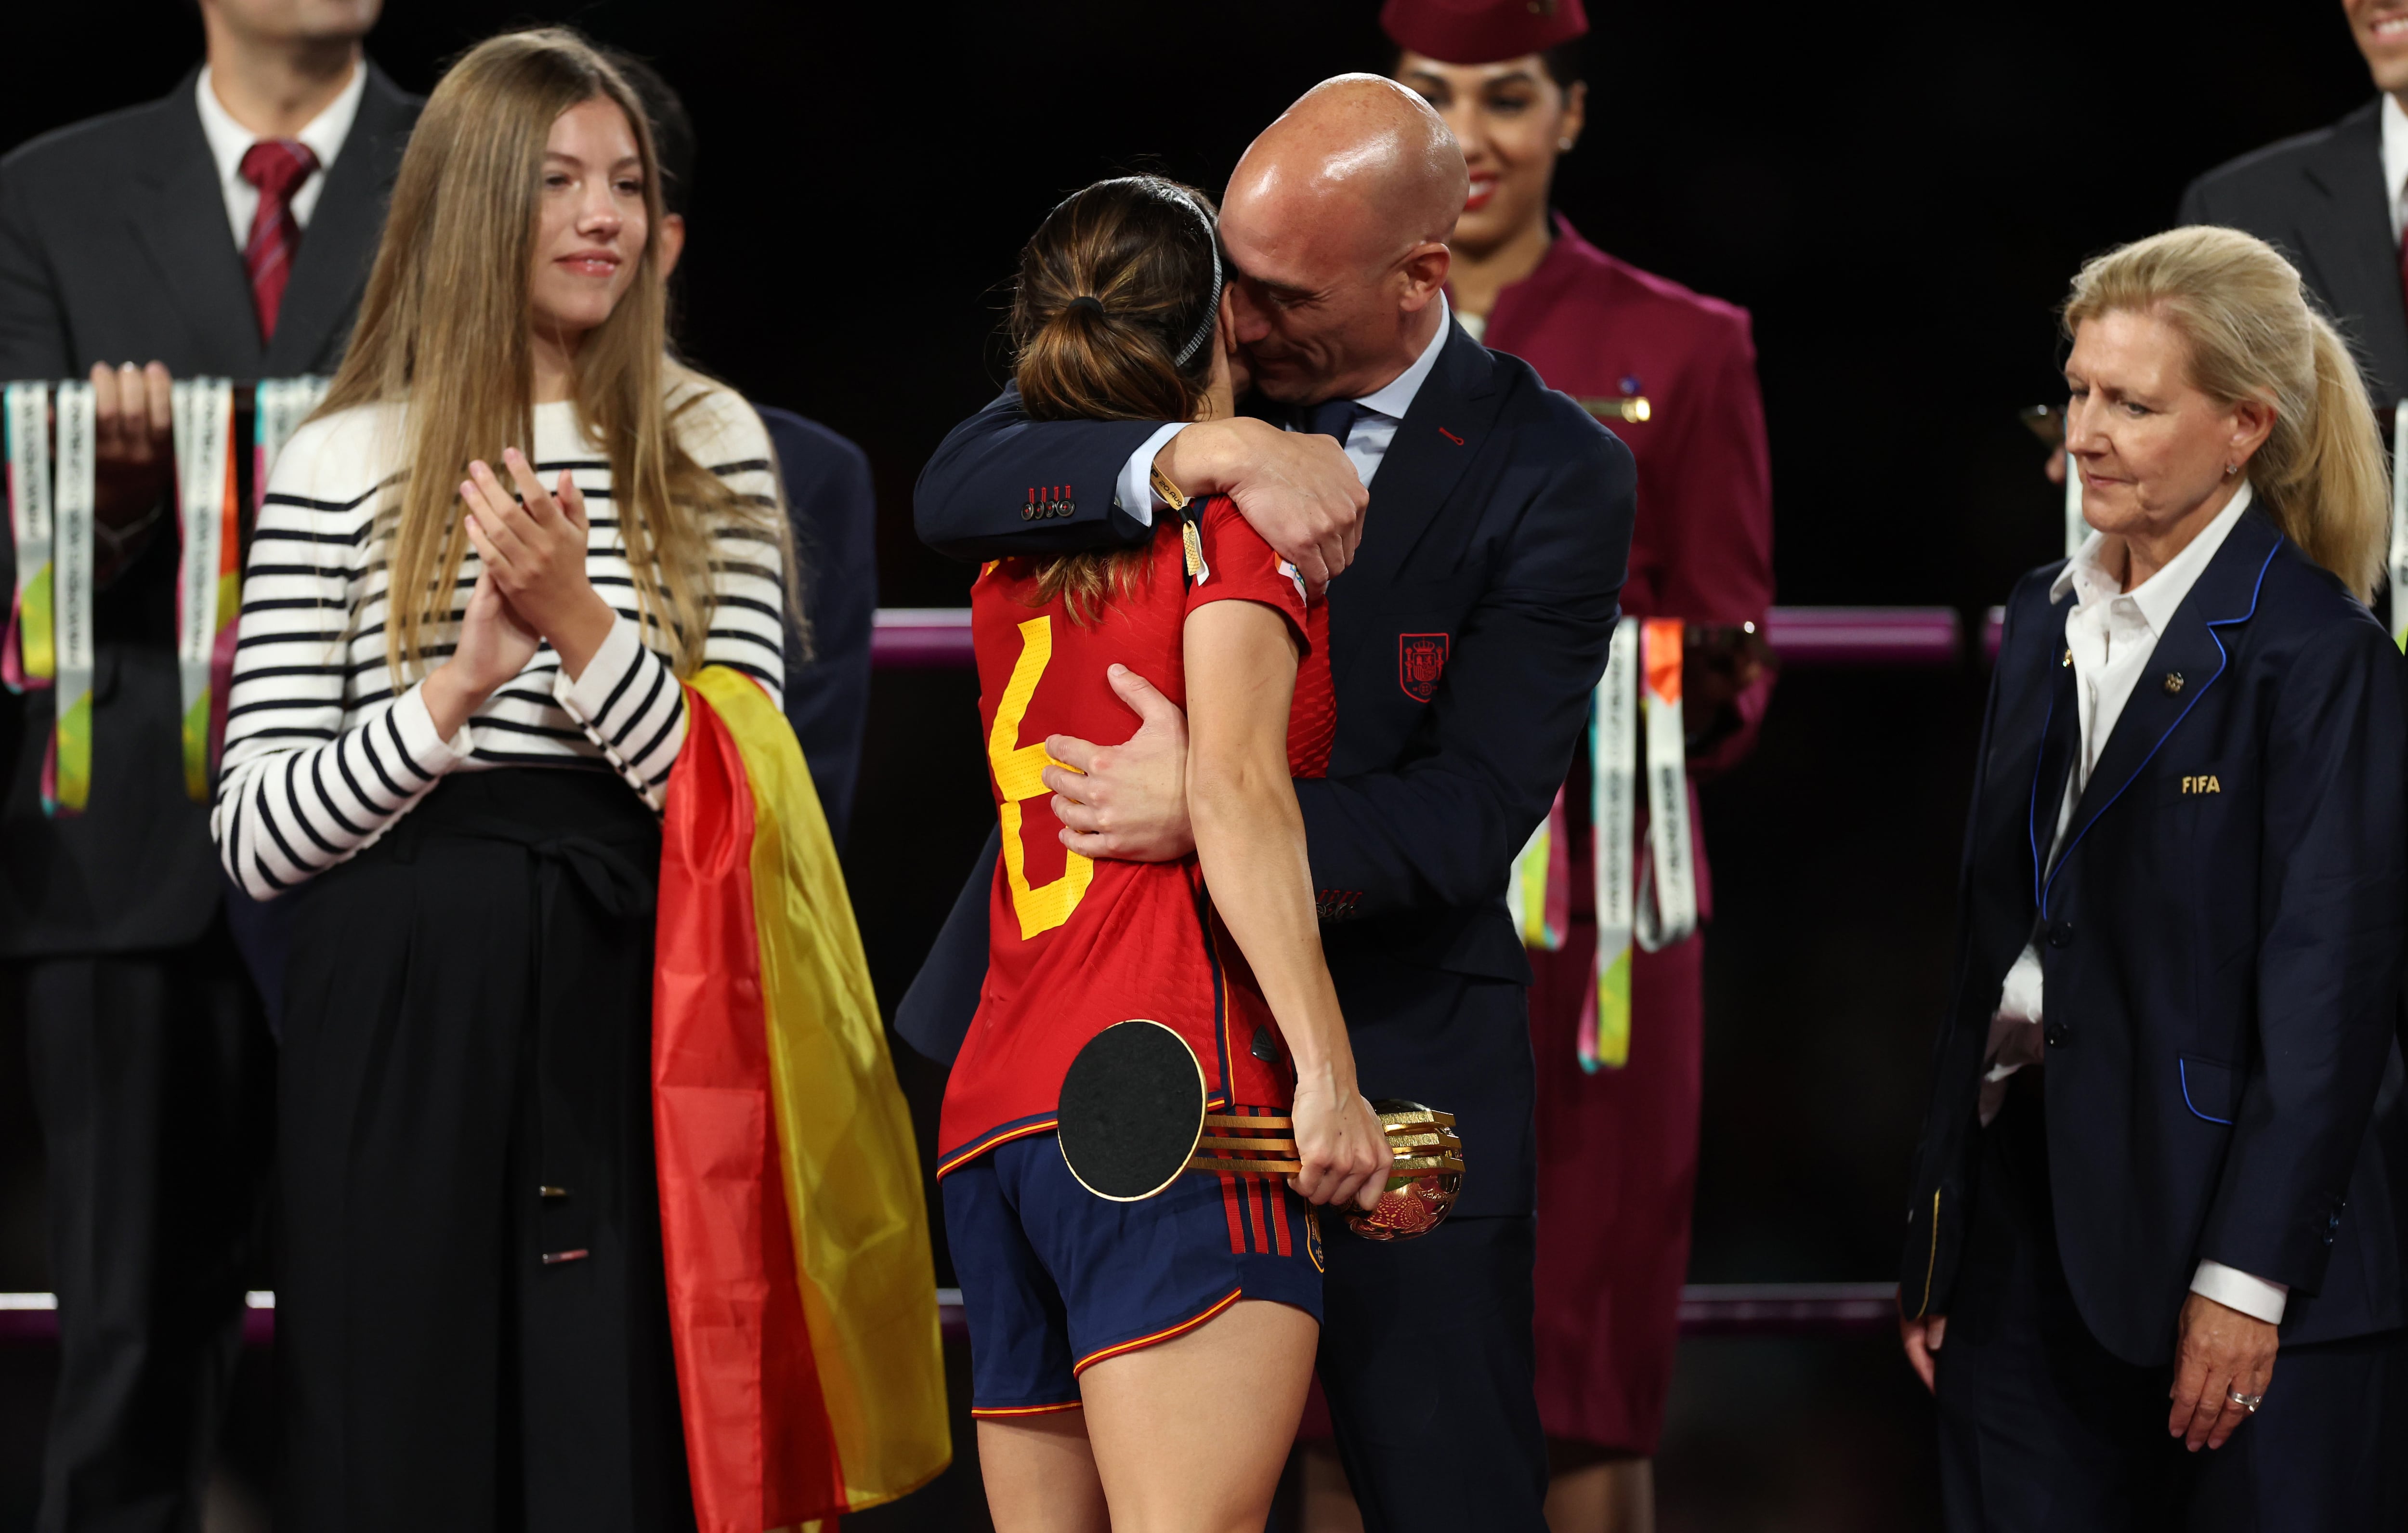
[212,381,785,900]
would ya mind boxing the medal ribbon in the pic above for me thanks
[1505,785,1571,951]
[253,377,327,516]
[4,383,54,692]
[173,378,236,801]
[44,383,94,816]
[2389,400,2407,650]
[233,377,326,774]
[1577,616,1640,1072]
[1634,619,1699,955]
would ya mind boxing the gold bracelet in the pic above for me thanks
[1149,463,1190,512]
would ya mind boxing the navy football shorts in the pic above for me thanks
[942,1130,1325,1418]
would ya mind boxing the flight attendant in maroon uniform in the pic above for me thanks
[1386,3,1776,1529]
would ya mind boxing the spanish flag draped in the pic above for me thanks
[654,666,949,1531]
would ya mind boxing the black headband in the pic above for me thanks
[1037,181,1222,365]
[1171,190,1223,367]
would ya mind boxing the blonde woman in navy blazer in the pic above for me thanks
[1900,226,2408,1530]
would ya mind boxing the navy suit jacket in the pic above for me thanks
[2180,99,2408,405]
[1900,510,2408,1364]
[902,322,1636,1216]
[759,406,876,845]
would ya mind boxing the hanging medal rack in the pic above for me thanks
[2,377,330,815]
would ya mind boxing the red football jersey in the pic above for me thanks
[937,496,1333,1175]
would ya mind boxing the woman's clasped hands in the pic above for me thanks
[423,446,619,737]
[462,446,617,674]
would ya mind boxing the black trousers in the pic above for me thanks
[20,915,273,1533]
[278,770,690,1533]
[1936,1082,2408,1531]
[1318,1213,1549,1533]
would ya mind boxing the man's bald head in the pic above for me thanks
[1228,75,1466,264]
[1220,76,1468,405]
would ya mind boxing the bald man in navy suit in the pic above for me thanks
[902,77,1635,1533]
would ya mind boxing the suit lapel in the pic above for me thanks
[128,72,262,375]
[2027,601,2079,898]
[2297,101,2408,399]
[268,65,417,376]
[2042,512,2284,907]
[1348,323,1500,589]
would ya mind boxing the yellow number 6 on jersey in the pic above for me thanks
[988,615,1094,939]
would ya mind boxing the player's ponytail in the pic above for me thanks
[1008,176,1225,623]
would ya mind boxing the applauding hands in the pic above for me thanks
[422,446,617,737]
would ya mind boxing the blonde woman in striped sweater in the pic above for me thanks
[209,30,785,1531]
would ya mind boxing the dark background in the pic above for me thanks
[0,2,2382,1528]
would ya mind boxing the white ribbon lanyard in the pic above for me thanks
[1580,616,1643,1071]
[8,374,326,810]
[49,382,95,814]
[253,376,327,510]
[173,377,234,799]
[1555,616,1704,1072]
[1591,616,1640,970]
[1633,619,1698,953]
[4,382,53,689]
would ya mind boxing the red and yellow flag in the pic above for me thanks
[654,666,949,1531]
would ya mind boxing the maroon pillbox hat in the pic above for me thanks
[1379,0,1589,66]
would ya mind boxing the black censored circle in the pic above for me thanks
[1056,1020,1206,1202]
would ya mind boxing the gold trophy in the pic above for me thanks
[1056,1022,1466,1241]
[1344,1101,1465,1241]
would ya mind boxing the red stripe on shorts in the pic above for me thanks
[1221,1173,1247,1255]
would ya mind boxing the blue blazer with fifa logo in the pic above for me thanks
[1901,507,2408,1364]
[903,322,1636,1217]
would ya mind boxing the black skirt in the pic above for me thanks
[279,768,692,1532]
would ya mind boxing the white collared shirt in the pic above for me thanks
[2382,92,2408,245]
[1981,485,2287,1324]
[1113,293,1455,524]
[194,62,365,252]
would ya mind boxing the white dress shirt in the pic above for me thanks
[1112,293,1455,523]
[194,62,365,252]
[1981,485,2288,1325]
[2382,92,2408,246]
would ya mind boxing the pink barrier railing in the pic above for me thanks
[874,606,1970,672]
[2,1283,1900,1346]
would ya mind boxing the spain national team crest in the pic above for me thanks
[1398,633,1450,702]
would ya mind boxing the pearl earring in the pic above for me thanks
[1559,139,1576,151]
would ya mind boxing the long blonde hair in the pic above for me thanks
[2063,225,2390,598]
[321,27,775,682]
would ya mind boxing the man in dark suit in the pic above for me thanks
[903,77,1635,1531]
[2178,0,2408,402]
[609,52,877,840]
[0,2,415,1525]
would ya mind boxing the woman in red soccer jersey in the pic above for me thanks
[937,175,1392,1533]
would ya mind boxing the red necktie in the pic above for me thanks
[238,140,318,343]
